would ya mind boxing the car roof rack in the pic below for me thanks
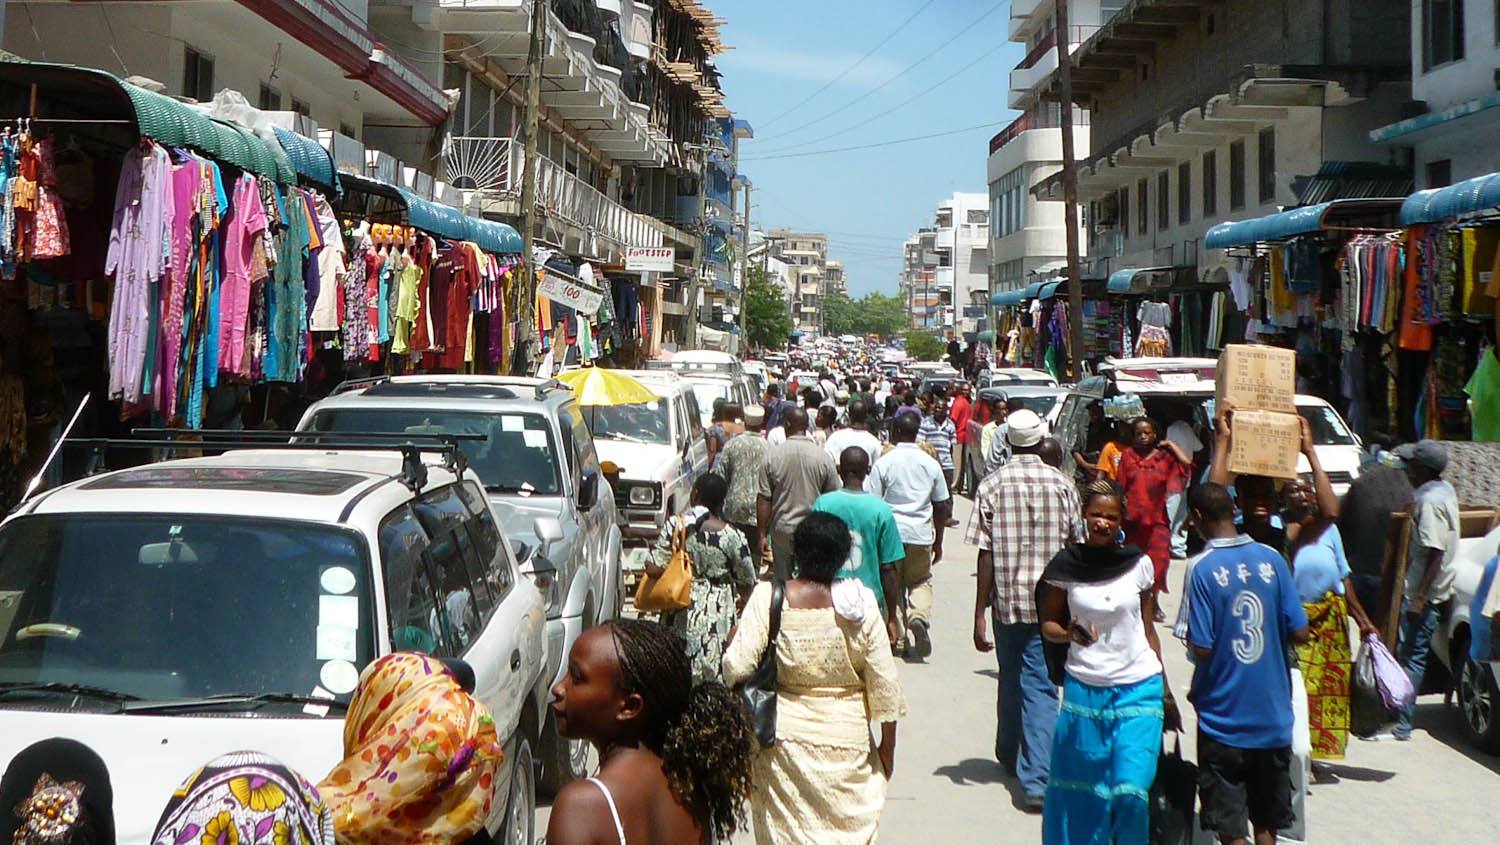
[64,429,485,492]
[331,375,570,401]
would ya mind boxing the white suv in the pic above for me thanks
[0,437,547,844]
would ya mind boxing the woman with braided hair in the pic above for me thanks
[546,618,754,845]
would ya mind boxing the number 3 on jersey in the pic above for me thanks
[1230,590,1265,664]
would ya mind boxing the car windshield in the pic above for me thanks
[587,399,671,445]
[308,409,561,495]
[689,382,731,417]
[0,515,373,706]
[1299,405,1357,446]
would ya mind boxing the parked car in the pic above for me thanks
[585,370,709,585]
[979,368,1059,388]
[661,349,742,377]
[0,441,548,844]
[297,375,622,792]
[742,360,769,394]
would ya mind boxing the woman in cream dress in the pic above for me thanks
[724,512,908,844]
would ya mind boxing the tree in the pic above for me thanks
[744,266,793,350]
[905,330,945,361]
[821,292,858,337]
[822,291,911,339]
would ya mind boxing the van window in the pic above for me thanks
[457,481,515,598]
[682,391,705,439]
[380,505,451,656]
[413,485,491,651]
[559,403,600,478]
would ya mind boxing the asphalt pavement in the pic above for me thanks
[539,493,1500,842]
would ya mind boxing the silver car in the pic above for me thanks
[298,375,623,792]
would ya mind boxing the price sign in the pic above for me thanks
[626,246,674,272]
[538,274,604,314]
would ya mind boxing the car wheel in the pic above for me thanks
[1457,650,1500,754]
[538,702,592,796]
[500,736,535,845]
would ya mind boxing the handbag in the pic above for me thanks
[634,518,694,613]
[1149,734,1197,845]
[739,580,784,748]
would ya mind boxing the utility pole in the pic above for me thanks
[515,0,546,373]
[738,181,751,337]
[684,145,708,350]
[1055,0,1086,382]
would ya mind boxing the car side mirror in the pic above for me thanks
[577,471,600,510]
[534,516,565,557]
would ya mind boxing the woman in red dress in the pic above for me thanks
[1115,417,1193,604]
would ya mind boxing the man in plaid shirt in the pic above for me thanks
[965,409,1081,811]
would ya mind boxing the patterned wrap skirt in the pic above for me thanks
[1297,592,1352,760]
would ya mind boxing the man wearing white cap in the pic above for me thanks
[965,408,1080,811]
[713,404,771,559]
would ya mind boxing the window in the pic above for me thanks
[380,505,448,656]
[1258,127,1276,203]
[339,123,358,139]
[1421,0,1465,69]
[258,83,281,111]
[1426,159,1453,188]
[1178,161,1191,225]
[182,47,214,102]
[1229,140,1246,211]
[1158,170,1170,230]
[456,481,514,600]
[414,485,494,651]
[682,392,705,440]
[1202,150,1217,216]
[291,98,310,118]
[1137,178,1149,235]
[1119,186,1129,235]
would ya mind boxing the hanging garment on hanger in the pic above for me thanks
[308,193,346,332]
[105,141,171,408]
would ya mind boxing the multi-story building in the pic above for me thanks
[1368,0,1500,186]
[1032,0,1410,285]
[987,0,1111,303]
[902,194,988,336]
[768,229,829,335]
[824,260,847,298]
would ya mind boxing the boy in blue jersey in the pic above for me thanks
[1185,483,1310,845]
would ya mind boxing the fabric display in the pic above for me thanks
[1134,300,1171,357]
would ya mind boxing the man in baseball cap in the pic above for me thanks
[1389,438,1459,740]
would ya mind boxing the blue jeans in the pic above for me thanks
[994,620,1060,797]
[1395,597,1450,738]
[1167,491,1188,559]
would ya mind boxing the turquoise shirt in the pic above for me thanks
[813,488,906,613]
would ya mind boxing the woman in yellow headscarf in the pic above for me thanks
[318,653,504,844]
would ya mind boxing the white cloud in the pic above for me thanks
[715,42,906,87]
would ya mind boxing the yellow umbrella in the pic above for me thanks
[556,367,659,406]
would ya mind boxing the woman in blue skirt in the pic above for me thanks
[1038,479,1181,844]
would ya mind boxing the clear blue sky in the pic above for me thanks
[714,0,1021,297]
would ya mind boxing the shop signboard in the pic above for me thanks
[538,274,604,314]
[626,246,674,272]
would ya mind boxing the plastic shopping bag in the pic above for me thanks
[1351,636,1396,737]
[1365,633,1416,712]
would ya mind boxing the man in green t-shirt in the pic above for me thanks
[814,446,906,641]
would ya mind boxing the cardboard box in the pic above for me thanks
[1216,344,1296,414]
[1227,409,1302,479]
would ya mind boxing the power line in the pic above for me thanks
[753,0,1007,144]
[740,120,1007,162]
[754,0,943,130]
[751,41,1012,157]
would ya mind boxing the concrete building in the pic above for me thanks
[824,260,847,298]
[901,193,988,336]
[1368,0,1500,186]
[768,229,829,335]
[987,0,1110,303]
[1033,0,1410,285]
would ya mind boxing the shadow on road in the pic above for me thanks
[933,757,1008,786]
[1316,762,1396,783]
[1418,702,1500,777]
[975,668,999,680]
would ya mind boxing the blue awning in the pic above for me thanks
[464,216,524,254]
[990,288,1026,306]
[1038,281,1063,300]
[272,126,339,192]
[1399,171,1500,225]
[396,187,470,242]
[1204,199,1406,248]
[1107,266,1174,293]
[1023,281,1044,298]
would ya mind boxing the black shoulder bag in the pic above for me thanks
[739,580,784,748]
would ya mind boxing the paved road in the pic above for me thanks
[539,493,1500,842]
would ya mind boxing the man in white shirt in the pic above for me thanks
[825,400,882,466]
[1164,414,1205,558]
[867,413,952,659]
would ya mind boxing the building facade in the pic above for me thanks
[1369,0,1500,186]
[767,229,829,335]
[1033,0,1410,285]
[902,194,988,336]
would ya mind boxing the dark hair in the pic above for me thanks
[793,512,852,583]
[847,400,868,425]
[693,473,729,517]
[766,383,782,398]
[606,620,753,842]
[1189,482,1236,520]
[1083,478,1125,511]
[815,406,838,429]
[837,445,871,478]
[711,397,728,421]
[722,402,744,424]
[891,412,920,442]
[1132,416,1160,437]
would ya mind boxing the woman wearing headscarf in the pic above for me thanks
[1037,480,1179,845]
[317,652,504,844]
[0,738,115,845]
[150,752,332,845]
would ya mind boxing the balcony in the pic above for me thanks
[447,136,669,257]
[1007,27,1098,109]
[1008,0,1048,40]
